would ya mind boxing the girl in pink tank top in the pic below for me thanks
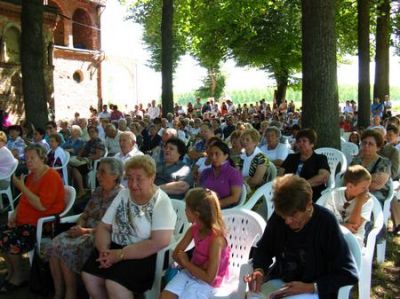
[160,188,230,299]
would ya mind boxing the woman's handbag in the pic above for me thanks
[29,248,53,296]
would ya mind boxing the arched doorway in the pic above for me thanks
[3,26,20,63]
[48,0,65,46]
[72,9,93,50]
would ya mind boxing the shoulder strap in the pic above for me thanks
[370,157,381,174]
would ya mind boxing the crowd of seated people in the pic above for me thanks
[1,97,400,298]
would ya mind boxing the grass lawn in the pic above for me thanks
[371,233,400,298]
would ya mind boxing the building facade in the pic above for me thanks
[0,0,106,121]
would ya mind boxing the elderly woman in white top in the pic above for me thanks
[82,155,176,299]
[0,131,16,190]
[260,126,289,167]
[240,128,270,190]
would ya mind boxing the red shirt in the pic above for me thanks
[16,168,65,226]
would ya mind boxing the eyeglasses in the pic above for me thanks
[361,141,377,147]
[341,201,351,220]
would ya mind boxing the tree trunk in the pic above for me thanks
[161,0,174,116]
[209,68,217,98]
[21,0,48,128]
[275,70,288,105]
[301,0,339,148]
[357,0,371,129]
[373,0,390,101]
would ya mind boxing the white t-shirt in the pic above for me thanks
[102,188,176,246]
[105,131,122,155]
[260,143,289,163]
[114,147,144,164]
[323,188,373,245]
[148,106,161,120]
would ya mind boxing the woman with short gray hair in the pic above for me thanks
[260,126,289,167]
[47,157,123,299]
[62,125,85,156]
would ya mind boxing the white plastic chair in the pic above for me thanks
[7,185,76,264]
[266,161,277,183]
[0,158,18,210]
[340,141,359,164]
[242,181,275,221]
[315,147,347,189]
[53,150,70,185]
[359,196,384,299]
[87,148,108,191]
[316,190,384,299]
[338,226,362,299]
[144,198,189,299]
[376,178,394,264]
[36,185,77,252]
[211,209,266,299]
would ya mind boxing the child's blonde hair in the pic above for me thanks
[185,188,225,235]
[343,165,372,185]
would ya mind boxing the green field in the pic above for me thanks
[175,85,400,111]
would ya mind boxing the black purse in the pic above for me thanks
[29,248,53,296]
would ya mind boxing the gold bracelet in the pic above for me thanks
[119,248,125,261]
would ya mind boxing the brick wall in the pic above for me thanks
[53,53,99,120]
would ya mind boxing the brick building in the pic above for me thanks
[0,0,106,121]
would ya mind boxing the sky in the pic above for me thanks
[101,0,400,103]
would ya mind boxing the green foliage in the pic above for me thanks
[224,0,302,90]
[195,69,226,99]
[175,85,400,106]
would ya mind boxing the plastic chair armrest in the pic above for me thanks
[60,214,81,224]
[338,285,354,299]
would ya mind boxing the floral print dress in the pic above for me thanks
[45,185,122,273]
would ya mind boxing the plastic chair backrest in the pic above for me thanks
[61,185,77,217]
[357,195,383,299]
[337,226,362,299]
[340,142,359,164]
[266,161,277,183]
[88,148,108,190]
[170,199,189,237]
[0,158,19,210]
[222,209,266,279]
[376,178,394,264]
[315,147,348,188]
[53,150,70,185]
[0,158,18,181]
[243,181,275,221]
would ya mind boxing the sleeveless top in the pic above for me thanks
[191,223,230,287]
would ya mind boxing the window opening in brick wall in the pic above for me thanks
[73,70,83,83]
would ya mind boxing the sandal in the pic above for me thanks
[0,280,27,293]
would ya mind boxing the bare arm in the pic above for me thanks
[122,229,173,259]
[172,227,194,266]
[160,181,190,195]
[247,164,267,189]
[12,174,45,211]
[219,185,241,208]
[95,221,112,252]
[178,236,226,284]
[369,172,389,191]
[307,169,330,187]
[345,193,369,231]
